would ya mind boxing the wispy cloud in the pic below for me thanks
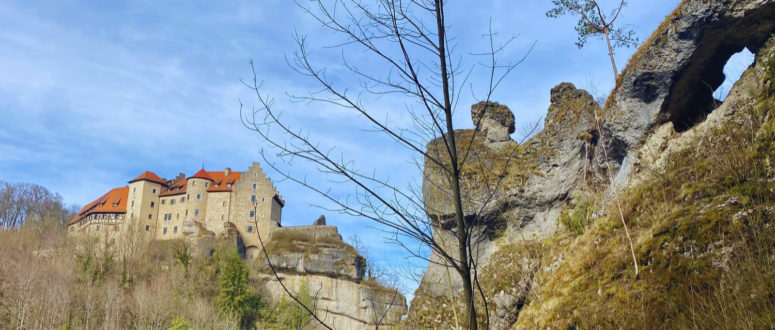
[0,0,691,296]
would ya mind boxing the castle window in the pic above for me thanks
[262,197,265,202]
[260,213,264,218]
[152,188,157,194]
[253,172,257,177]
[252,183,257,190]
[249,210,255,218]
[163,227,168,235]
[150,202,155,208]
[251,195,256,202]
[171,199,175,205]
[247,226,254,233]
[148,214,152,219]
[205,182,209,188]
[145,225,149,231]
[222,201,226,207]
[174,226,178,234]
[131,201,134,207]
[192,181,196,187]
[196,193,202,200]
[130,212,133,219]
[185,210,188,216]
[176,213,179,219]
[161,199,165,205]
[181,197,185,203]
[195,209,200,216]
[133,187,136,193]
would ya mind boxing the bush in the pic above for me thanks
[559,192,597,235]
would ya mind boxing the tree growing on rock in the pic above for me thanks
[242,0,533,328]
[547,0,639,80]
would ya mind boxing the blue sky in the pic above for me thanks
[4,0,751,295]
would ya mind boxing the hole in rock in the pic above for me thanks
[669,44,759,133]
[712,48,755,101]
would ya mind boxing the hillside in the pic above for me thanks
[406,0,775,328]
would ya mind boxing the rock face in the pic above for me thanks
[259,225,407,328]
[416,83,598,303]
[471,101,516,145]
[259,273,407,329]
[605,0,775,170]
[411,1,775,328]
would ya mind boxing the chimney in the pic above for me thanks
[225,167,231,176]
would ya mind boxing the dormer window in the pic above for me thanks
[113,202,119,207]
[227,183,232,187]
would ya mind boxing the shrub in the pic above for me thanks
[559,191,597,235]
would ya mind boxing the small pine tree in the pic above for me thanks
[216,248,261,328]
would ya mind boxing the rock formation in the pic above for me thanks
[409,0,775,328]
[257,225,407,329]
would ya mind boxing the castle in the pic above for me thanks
[68,162,284,257]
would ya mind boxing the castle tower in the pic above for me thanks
[186,169,213,226]
[126,171,167,240]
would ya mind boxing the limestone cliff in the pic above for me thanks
[408,0,775,328]
[256,224,407,329]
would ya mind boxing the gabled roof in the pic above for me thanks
[69,186,129,225]
[207,171,242,192]
[129,171,168,185]
[188,169,214,181]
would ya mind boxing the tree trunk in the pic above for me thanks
[604,27,619,81]
[435,1,478,329]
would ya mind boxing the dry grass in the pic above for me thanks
[515,41,775,329]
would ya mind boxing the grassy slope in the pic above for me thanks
[514,38,775,329]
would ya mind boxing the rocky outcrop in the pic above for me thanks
[604,0,775,182]
[471,101,516,147]
[412,1,775,328]
[259,224,407,328]
[416,83,598,305]
[258,273,407,329]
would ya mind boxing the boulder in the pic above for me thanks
[471,101,515,145]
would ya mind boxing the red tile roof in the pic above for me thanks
[188,169,214,181]
[69,186,129,225]
[207,171,242,192]
[160,178,187,196]
[129,171,168,185]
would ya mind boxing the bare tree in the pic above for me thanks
[242,1,531,328]
[547,0,639,80]
[0,181,76,230]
